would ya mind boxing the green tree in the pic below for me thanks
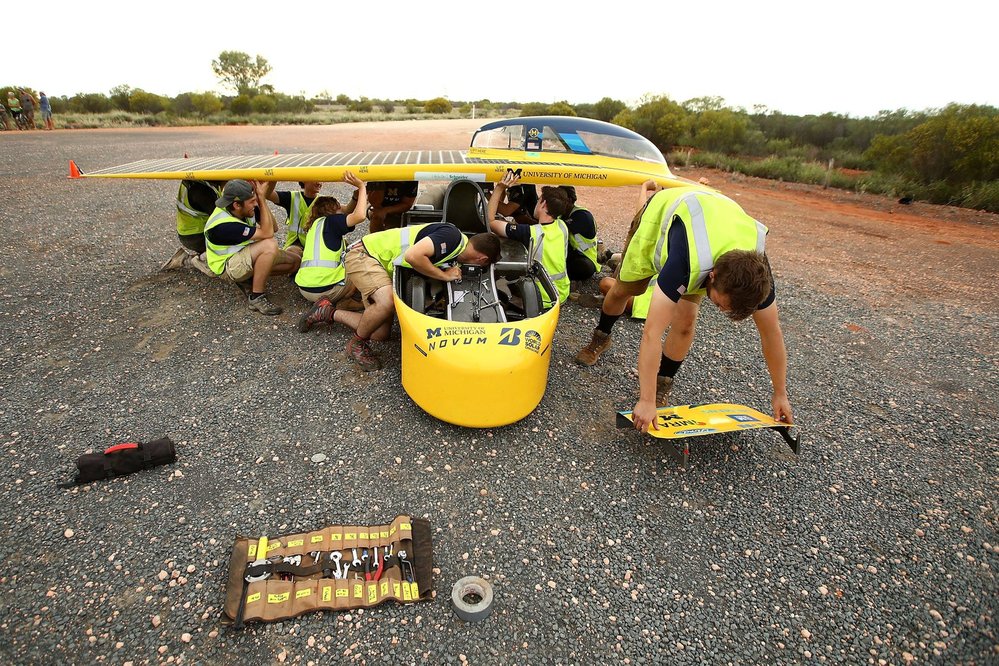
[251,94,277,114]
[172,93,195,116]
[518,102,549,117]
[613,95,690,151]
[335,94,352,106]
[129,89,168,114]
[109,84,132,111]
[211,51,272,95]
[547,101,577,117]
[865,104,999,184]
[230,95,253,116]
[191,92,223,116]
[425,97,452,114]
[593,97,626,122]
[349,97,374,112]
[404,99,421,113]
[683,96,726,113]
[692,109,751,152]
[67,93,111,113]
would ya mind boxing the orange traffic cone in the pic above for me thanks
[274,150,279,155]
[68,160,82,179]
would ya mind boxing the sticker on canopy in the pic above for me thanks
[727,414,760,423]
[526,126,542,151]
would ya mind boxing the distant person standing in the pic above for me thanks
[0,103,10,131]
[19,90,36,129]
[39,92,54,130]
[7,91,22,128]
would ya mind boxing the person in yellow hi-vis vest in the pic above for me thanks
[204,180,301,316]
[262,180,323,252]
[487,172,571,308]
[576,180,792,433]
[340,223,502,371]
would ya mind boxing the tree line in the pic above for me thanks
[5,50,996,213]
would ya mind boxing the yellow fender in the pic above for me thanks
[397,300,559,428]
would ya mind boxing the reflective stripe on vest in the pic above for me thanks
[285,192,316,248]
[568,206,600,271]
[530,219,570,306]
[176,181,220,236]
[204,207,255,275]
[650,191,767,293]
[362,224,467,275]
[296,217,346,288]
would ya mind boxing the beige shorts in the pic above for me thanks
[345,246,392,305]
[298,281,354,304]
[223,245,256,282]
[223,244,298,282]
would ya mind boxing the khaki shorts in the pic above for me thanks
[345,246,392,305]
[298,281,354,304]
[223,244,298,282]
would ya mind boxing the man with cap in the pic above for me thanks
[204,179,301,315]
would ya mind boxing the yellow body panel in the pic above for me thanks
[617,403,794,440]
[397,299,559,428]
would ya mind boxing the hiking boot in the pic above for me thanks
[347,336,381,371]
[575,328,611,366]
[248,294,282,315]
[298,297,335,333]
[656,375,675,407]
[189,253,215,277]
[159,248,188,271]
[577,293,604,309]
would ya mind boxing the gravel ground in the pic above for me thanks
[0,123,996,665]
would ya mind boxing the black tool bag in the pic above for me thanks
[59,437,176,487]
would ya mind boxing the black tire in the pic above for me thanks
[408,274,426,314]
[518,278,542,318]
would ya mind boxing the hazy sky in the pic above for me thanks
[10,0,996,118]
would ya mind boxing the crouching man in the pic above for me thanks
[340,223,501,370]
[204,179,301,315]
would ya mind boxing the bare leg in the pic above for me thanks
[601,282,632,317]
[663,294,702,361]
[355,285,394,340]
[247,239,278,292]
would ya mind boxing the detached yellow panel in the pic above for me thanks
[397,301,559,428]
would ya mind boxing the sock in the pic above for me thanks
[250,292,263,300]
[597,312,620,335]
[658,355,683,378]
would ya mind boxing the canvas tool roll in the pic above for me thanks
[223,515,433,626]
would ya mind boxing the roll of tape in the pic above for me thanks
[451,576,494,622]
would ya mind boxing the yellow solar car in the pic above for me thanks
[83,116,690,427]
